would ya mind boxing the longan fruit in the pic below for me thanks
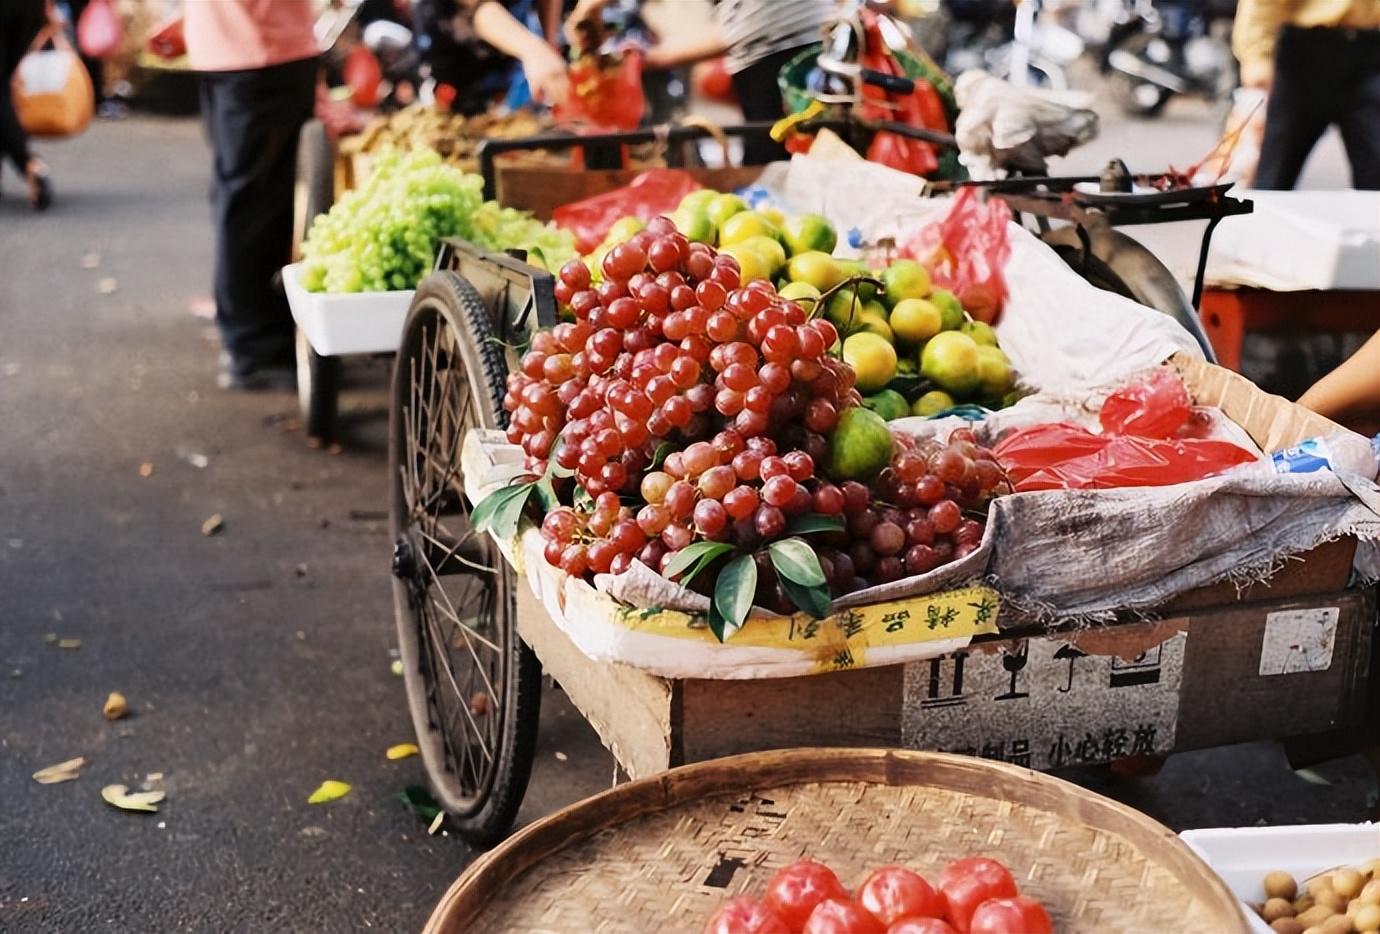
[1267,873,1302,901]
[1311,877,1342,899]
[1318,891,1352,912]
[1336,870,1367,901]
[1321,915,1355,934]
[1300,906,1341,929]
[1298,897,1318,914]
[1264,899,1300,922]
[1354,905,1380,933]
[1360,881,1380,906]
[1273,921,1306,934]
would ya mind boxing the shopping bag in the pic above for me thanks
[900,186,1011,323]
[76,0,122,60]
[555,49,645,130]
[552,168,702,253]
[14,28,94,138]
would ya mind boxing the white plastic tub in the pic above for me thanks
[283,262,414,356]
[1181,823,1380,933]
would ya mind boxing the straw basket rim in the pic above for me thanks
[426,747,1248,933]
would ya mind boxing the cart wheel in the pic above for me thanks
[389,271,541,847]
[292,119,334,262]
[296,328,342,445]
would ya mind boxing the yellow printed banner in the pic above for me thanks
[616,585,1001,672]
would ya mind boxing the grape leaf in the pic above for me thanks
[661,541,734,584]
[780,576,832,619]
[768,538,827,587]
[785,514,845,535]
[650,441,675,469]
[712,555,757,641]
[470,482,535,540]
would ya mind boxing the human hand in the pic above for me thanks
[524,43,570,105]
[1240,60,1272,91]
[563,0,609,47]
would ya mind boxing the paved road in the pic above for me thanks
[0,113,1372,933]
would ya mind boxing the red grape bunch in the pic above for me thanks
[793,427,1005,605]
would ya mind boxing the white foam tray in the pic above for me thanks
[1181,823,1380,934]
[1207,190,1380,291]
[283,262,414,356]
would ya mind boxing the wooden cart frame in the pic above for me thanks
[385,165,1379,847]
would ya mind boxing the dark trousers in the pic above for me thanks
[1,0,46,175]
[200,56,317,373]
[1255,25,1380,190]
[732,46,807,166]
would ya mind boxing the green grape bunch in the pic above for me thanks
[300,148,576,293]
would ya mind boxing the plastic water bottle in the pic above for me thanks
[1264,432,1380,480]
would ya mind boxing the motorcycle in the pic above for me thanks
[937,0,1084,90]
[1100,0,1238,116]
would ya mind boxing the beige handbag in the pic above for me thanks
[13,25,94,138]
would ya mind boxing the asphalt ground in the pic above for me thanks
[0,111,1373,933]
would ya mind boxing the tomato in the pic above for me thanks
[763,860,850,930]
[703,897,791,934]
[856,866,945,925]
[968,897,1052,934]
[801,898,884,934]
[937,858,1018,932]
[887,920,958,934]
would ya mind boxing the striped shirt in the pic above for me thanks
[715,0,835,74]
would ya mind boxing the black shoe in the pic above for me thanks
[218,355,297,392]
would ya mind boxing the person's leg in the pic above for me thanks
[204,57,318,378]
[731,46,804,166]
[1253,27,1341,190]
[0,9,39,176]
[1337,34,1380,190]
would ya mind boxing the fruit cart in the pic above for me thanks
[386,158,1379,851]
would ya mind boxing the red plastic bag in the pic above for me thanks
[77,0,121,59]
[993,372,1257,491]
[857,12,944,177]
[343,45,382,108]
[1099,368,1192,438]
[995,426,1258,492]
[900,187,1011,323]
[552,169,703,253]
[556,50,645,130]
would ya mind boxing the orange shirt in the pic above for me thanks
[185,0,319,72]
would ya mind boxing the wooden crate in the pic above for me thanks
[519,580,1376,779]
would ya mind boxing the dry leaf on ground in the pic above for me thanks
[385,743,418,761]
[33,757,86,784]
[201,514,224,536]
[102,784,164,813]
[57,638,81,649]
[103,692,129,720]
[307,780,351,804]
[138,462,154,478]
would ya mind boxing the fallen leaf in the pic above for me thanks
[554,751,568,762]
[138,462,154,478]
[427,811,445,835]
[385,743,418,761]
[103,692,129,721]
[102,784,164,812]
[395,785,441,824]
[33,757,85,784]
[201,514,224,536]
[57,638,81,649]
[145,772,163,782]
[80,252,101,269]
[97,277,118,294]
[389,660,403,677]
[307,780,351,804]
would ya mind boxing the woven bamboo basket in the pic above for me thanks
[425,748,1247,933]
